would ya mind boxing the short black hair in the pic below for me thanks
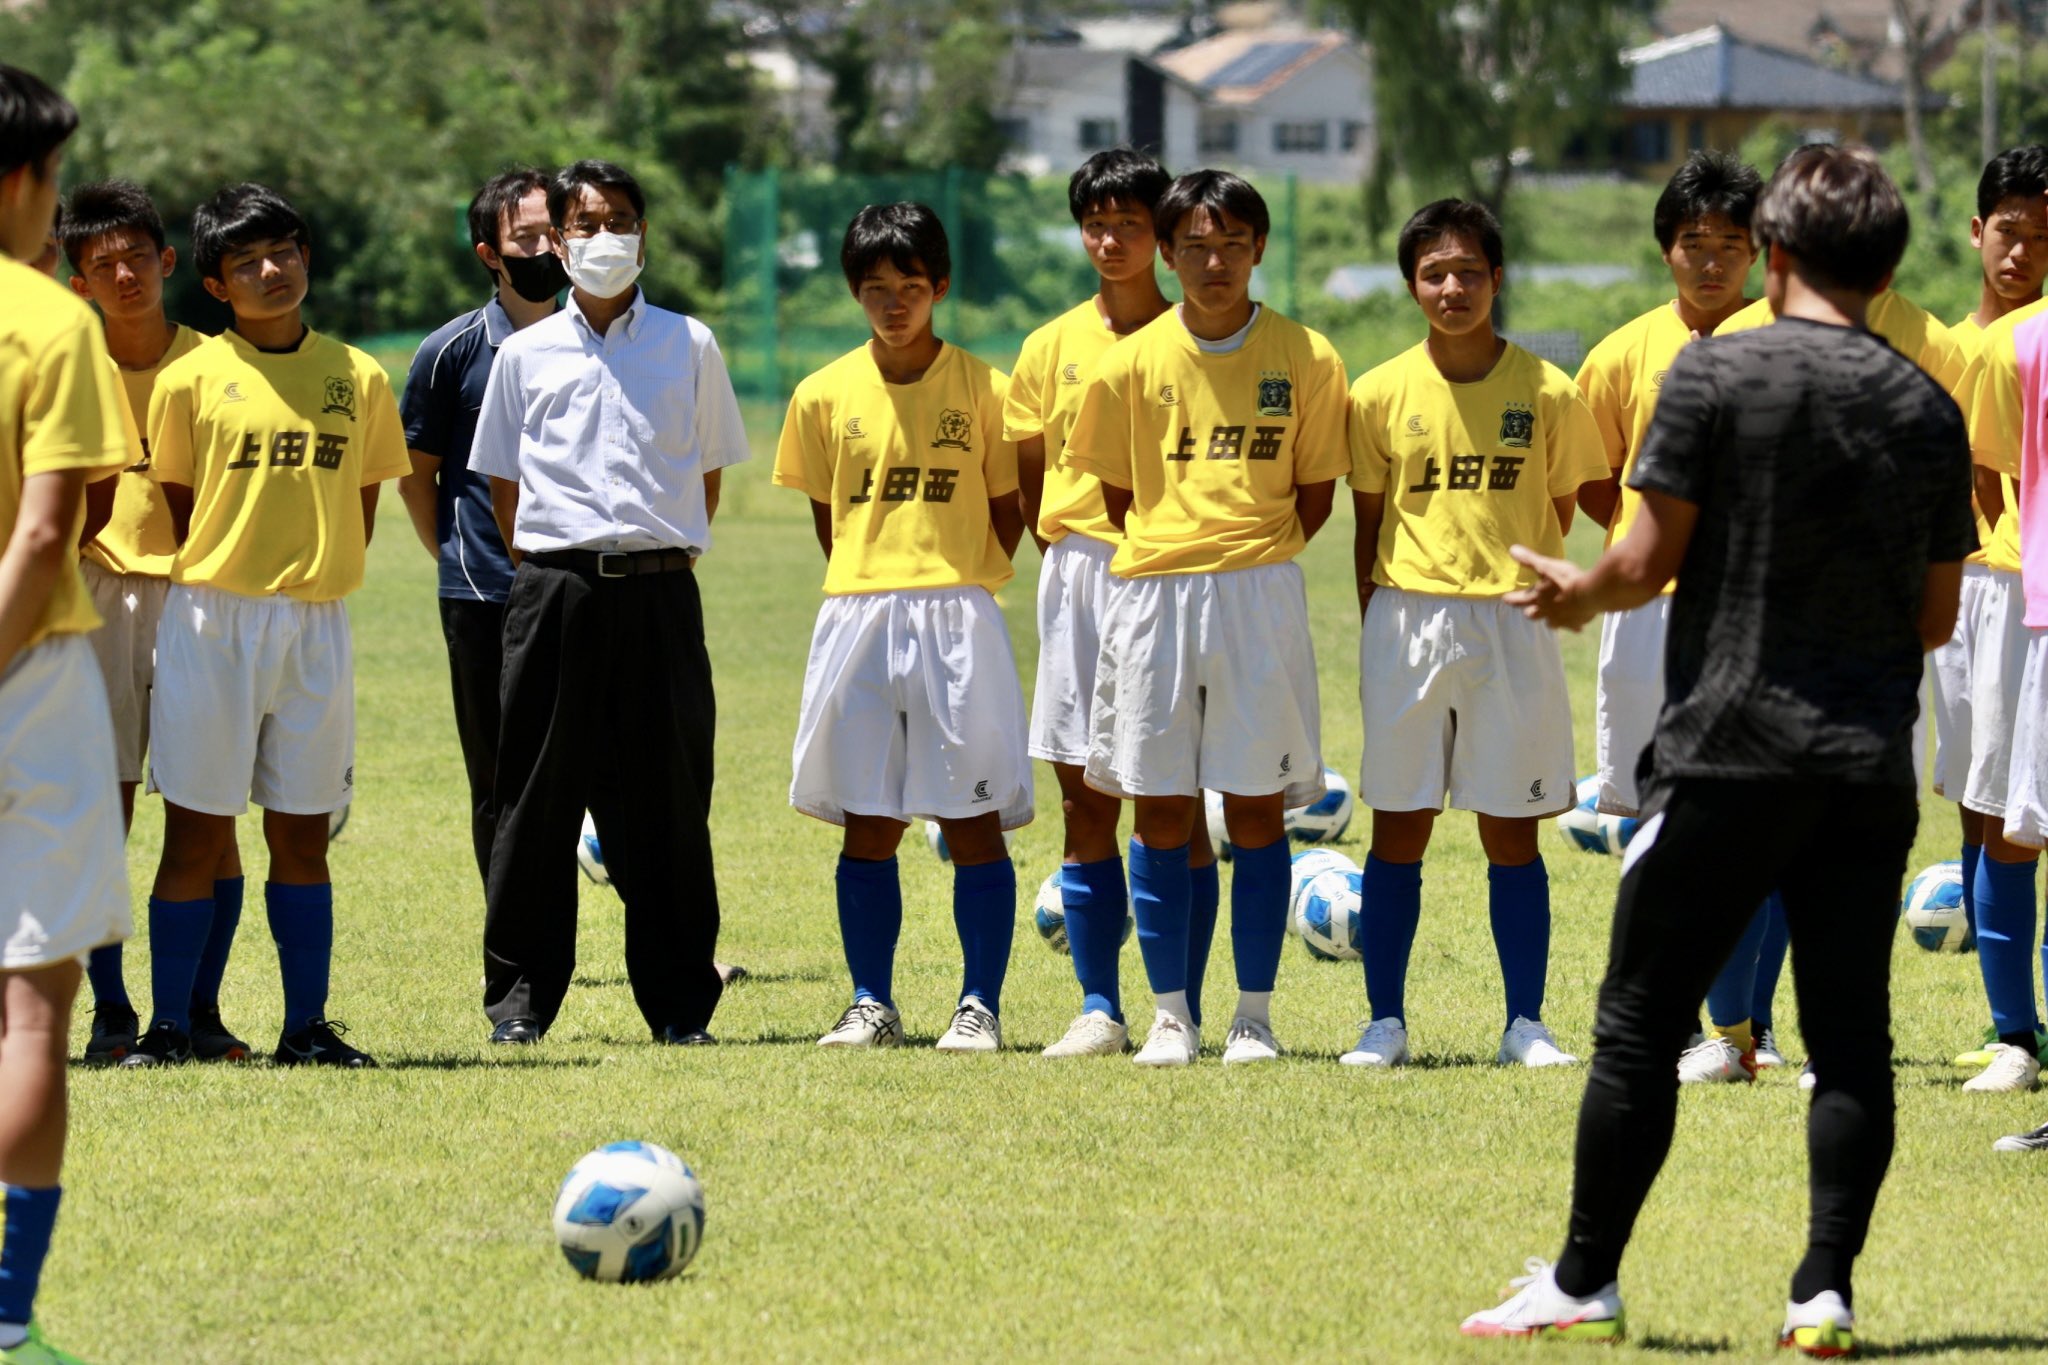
[546,159,645,230]
[1653,150,1762,250]
[839,202,950,291]
[1753,144,1908,293]
[60,179,167,274]
[1069,148,1172,225]
[1152,170,1268,244]
[1977,144,2048,220]
[468,166,550,282]
[191,182,310,281]
[0,64,76,179]
[1397,198,1504,281]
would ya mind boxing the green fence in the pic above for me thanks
[719,167,1300,405]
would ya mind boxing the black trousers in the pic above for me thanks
[439,596,505,891]
[1555,778,1915,1299]
[482,559,722,1035]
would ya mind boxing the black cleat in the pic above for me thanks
[84,1003,140,1066]
[189,1006,252,1062]
[120,1020,192,1067]
[490,1017,542,1045]
[652,1026,716,1046]
[273,1018,376,1068]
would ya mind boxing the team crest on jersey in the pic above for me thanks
[1498,402,1534,448]
[1159,384,1179,406]
[1256,372,1292,417]
[845,417,865,438]
[1061,362,1081,385]
[931,408,973,450]
[1404,414,1428,437]
[321,377,356,420]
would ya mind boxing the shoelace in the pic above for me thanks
[1506,1256,1551,1293]
[834,1002,889,1034]
[950,1006,992,1037]
[302,1018,352,1048]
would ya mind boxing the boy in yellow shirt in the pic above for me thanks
[137,183,409,1068]
[1346,198,1608,1070]
[774,203,1032,1052]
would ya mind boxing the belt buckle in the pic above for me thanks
[596,551,629,578]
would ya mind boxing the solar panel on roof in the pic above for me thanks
[1203,40,1318,89]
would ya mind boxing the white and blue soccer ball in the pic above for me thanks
[1553,775,1642,858]
[1295,867,1364,962]
[924,821,1018,863]
[1901,861,1972,952]
[1289,847,1357,922]
[327,802,350,842]
[576,812,610,887]
[1031,870,1134,954]
[1285,769,1354,843]
[552,1140,705,1284]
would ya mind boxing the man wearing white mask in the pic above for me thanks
[470,159,749,1046]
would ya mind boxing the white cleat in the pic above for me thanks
[1220,1015,1282,1065]
[1458,1257,1625,1342]
[1754,1028,1786,1069]
[934,996,1002,1053]
[1132,1009,1199,1067]
[1498,1016,1577,1067]
[1779,1290,1854,1358]
[1041,1009,1129,1058]
[1677,1035,1757,1084]
[1993,1120,2048,1153]
[817,999,903,1048]
[1339,1016,1408,1068]
[1799,1062,1817,1091]
[1962,1042,2041,1092]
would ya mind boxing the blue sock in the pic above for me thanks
[1705,900,1770,1029]
[265,882,333,1034]
[1361,854,1423,1024]
[145,896,212,1033]
[1974,853,2042,1038]
[84,943,128,1010]
[1229,837,1290,993]
[835,856,902,1009]
[1961,841,1982,937]
[1129,838,1191,995]
[1487,857,1551,1028]
[953,858,1016,1016]
[0,1185,61,1330]
[1062,856,1127,1022]
[1751,892,1789,1034]
[190,875,245,1010]
[1186,861,1221,1027]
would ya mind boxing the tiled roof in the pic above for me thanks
[1623,24,1939,110]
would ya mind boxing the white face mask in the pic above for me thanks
[563,230,644,299]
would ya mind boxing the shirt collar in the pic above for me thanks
[567,287,645,343]
[482,295,516,347]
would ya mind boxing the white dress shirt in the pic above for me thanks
[469,289,750,555]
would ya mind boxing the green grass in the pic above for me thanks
[53,447,2048,1363]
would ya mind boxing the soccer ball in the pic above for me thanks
[576,812,610,887]
[1295,867,1363,962]
[552,1140,705,1284]
[1901,861,1972,951]
[1031,870,1135,954]
[1285,769,1353,843]
[1553,775,1641,858]
[1289,846,1357,916]
[924,821,1017,862]
[1203,790,1232,861]
[327,802,350,842]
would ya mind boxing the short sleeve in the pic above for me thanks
[1291,347,1352,485]
[1545,385,1610,497]
[358,366,412,486]
[692,330,751,473]
[1345,380,1391,493]
[1920,322,1968,394]
[146,372,196,487]
[982,371,1020,497]
[22,316,128,480]
[1628,344,1719,506]
[1573,343,1630,473]
[1002,329,1049,442]
[1963,335,2023,476]
[1062,360,1133,489]
[468,347,524,482]
[400,328,456,456]
[769,386,827,500]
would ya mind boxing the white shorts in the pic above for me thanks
[148,584,355,817]
[791,587,1033,830]
[1086,561,1324,807]
[1029,533,1115,767]
[1930,563,1993,800]
[1963,569,2029,819]
[2003,627,2048,848]
[2,634,130,968]
[1594,595,1669,817]
[80,559,170,784]
[1358,586,1576,819]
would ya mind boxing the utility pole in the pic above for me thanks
[1984,0,1999,163]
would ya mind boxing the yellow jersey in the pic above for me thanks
[1063,307,1350,577]
[771,342,1019,596]
[1958,297,2048,575]
[1350,340,1609,596]
[1715,290,1968,390]
[148,329,409,602]
[1949,315,1995,566]
[0,261,132,650]
[84,322,202,577]
[1002,298,1126,545]
[1575,301,1704,593]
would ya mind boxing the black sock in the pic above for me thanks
[1998,1030,2038,1052]
[1789,1248,1851,1309]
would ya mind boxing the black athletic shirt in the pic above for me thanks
[1628,316,1976,790]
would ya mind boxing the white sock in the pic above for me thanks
[1235,990,1272,1027]
[1155,990,1192,1025]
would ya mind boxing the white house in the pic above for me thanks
[1155,29,1374,184]
[992,44,1204,176]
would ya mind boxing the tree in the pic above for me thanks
[1891,0,1941,222]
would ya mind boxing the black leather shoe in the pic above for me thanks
[653,1026,716,1046]
[490,1017,542,1044]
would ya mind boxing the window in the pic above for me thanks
[1687,118,1706,151]
[1273,120,1329,153]
[1628,120,1670,164]
[1199,118,1239,154]
[1341,119,1369,152]
[1078,118,1118,150]
[995,116,1030,149]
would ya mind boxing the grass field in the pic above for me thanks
[49,418,2048,1364]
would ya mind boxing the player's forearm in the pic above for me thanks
[1351,490,1383,618]
[1101,482,1132,532]
[160,482,194,546]
[0,470,90,677]
[1016,437,1047,549]
[360,484,382,547]
[704,469,722,524]
[1577,475,1620,529]
[489,476,522,567]
[1975,464,2006,528]
[80,476,115,548]
[396,473,439,560]
[1296,479,1335,543]
[989,496,1025,560]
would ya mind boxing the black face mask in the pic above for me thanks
[498,249,568,303]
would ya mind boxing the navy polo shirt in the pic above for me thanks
[401,298,528,602]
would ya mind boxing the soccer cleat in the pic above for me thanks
[82,1003,139,1066]
[1779,1290,1854,1358]
[1798,1062,1817,1092]
[273,1019,376,1068]
[1498,1016,1577,1067]
[1754,1029,1786,1069]
[188,1006,250,1062]
[1678,1035,1757,1084]
[817,999,902,1048]
[1993,1120,2048,1153]
[0,1321,90,1364]
[1132,1010,1199,1067]
[1220,1015,1282,1065]
[1459,1257,1625,1342]
[118,1020,191,1068]
[1962,1042,2041,1092]
[934,997,1001,1053]
[1340,1016,1409,1068]
[1041,1010,1129,1058]
[1955,1026,2048,1070]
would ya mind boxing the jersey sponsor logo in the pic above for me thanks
[1499,402,1534,448]
[1159,384,1178,406]
[1404,414,1428,437]
[1256,373,1293,417]
[931,409,973,450]
[845,417,865,438]
[847,466,960,505]
[1278,752,1292,775]
[1061,362,1081,385]
[1651,369,1669,389]
[321,377,357,420]
[1406,453,1524,493]
[1527,778,1545,803]
[972,779,991,802]
[221,382,246,403]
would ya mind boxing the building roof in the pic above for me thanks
[1651,0,1976,81]
[1154,28,1360,106]
[1623,23,1941,111]
[998,43,1204,100]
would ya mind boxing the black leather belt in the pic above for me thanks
[526,548,696,577]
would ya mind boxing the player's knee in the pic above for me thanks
[842,815,907,862]
[937,813,1008,865]
[1477,814,1541,866]
[1370,809,1434,863]
[1060,788,1120,857]
[1219,793,1285,849]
